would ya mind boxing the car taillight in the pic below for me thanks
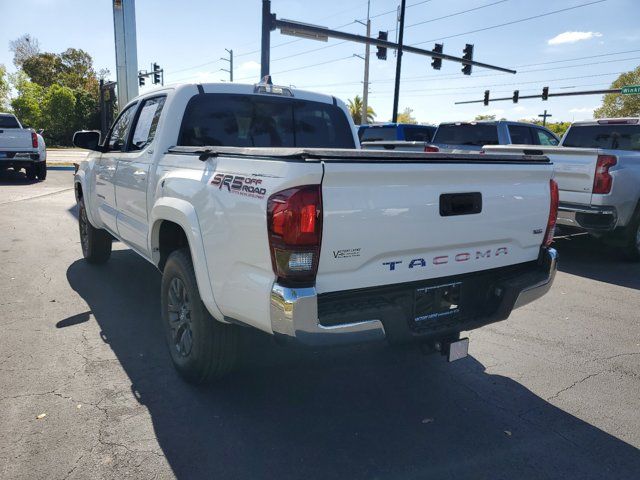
[267,185,322,286]
[424,145,439,153]
[544,179,559,247]
[31,131,38,148]
[593,154,616,194]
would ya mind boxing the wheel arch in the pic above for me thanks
[149,198,224,322]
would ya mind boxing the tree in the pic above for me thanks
[396,107,417,124]
[347,95,376,124]
[0,65,10,111]
[10,72,44,128]
[41,84,76,145]
[594,66,640,118]
[9,34,41,68]
[474,114,496,121]
[22,53,63,88]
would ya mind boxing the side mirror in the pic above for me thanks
[37,129,44,135]
[73,130,102,151]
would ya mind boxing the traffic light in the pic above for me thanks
[138,75,145,87]
[376,31,388,60]
[542,86,549,101]
[512,90,519,103]
[153,63,161,84]
[431,43,443,70]
[461,44,473,75]
[483,90,490,106]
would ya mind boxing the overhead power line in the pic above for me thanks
[412,0,608,44]
[235,55,354,82]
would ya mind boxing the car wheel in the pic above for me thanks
[78,198,112,264]
[36,162,47,181]
[25,166,36,180]
[13,167,21,174]
[623,218,640,261]
[161,248,238,383]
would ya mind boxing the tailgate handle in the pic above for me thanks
[440,192,482,217]
[383,144,396,150]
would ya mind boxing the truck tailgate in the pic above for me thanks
[0,129,33,151]
[317,160,552,294]
[483,145,600,205]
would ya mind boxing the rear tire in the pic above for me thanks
[161,248,238,383]
[25,166,36,180]
[78,198,112,264]
[36,162,47,181]
[622,215,640,261]
[13,167,21,174]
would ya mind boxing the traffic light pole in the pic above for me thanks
[259,0,516,79]
[456,88,624,105]
[391,0,406,123]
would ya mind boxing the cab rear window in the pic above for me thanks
[563,125,640,151]
[360,126,398,142]
[0,115,20,129]
[178,93,355,149]
[433,124,499,146]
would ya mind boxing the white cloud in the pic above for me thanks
[569,106,597,113]
[513,106,527,113]
[237,61,260,75]
[548,31,602,45]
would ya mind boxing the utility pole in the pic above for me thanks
[112,0,139,109]
[261,0,273,78]
[221,48,233,82]
[355,1,371,124]
[391,0,406,123]
[538,109,552,126]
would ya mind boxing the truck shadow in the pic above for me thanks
[0,167,38,185]
[66,251,640,480]
[554,234,640,290]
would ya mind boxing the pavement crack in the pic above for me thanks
[546,369,607,402]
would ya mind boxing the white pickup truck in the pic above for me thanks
[0,113,47,180]
[73,79,558,383]
[484,118,640,260]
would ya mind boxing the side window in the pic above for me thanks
[130,96,166,151]
[508,125,533,144]
[106,104,137,152]
[535,128,559,146]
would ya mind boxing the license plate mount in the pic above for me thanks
[414,281,462,325]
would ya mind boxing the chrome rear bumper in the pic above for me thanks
[270,248,557,347]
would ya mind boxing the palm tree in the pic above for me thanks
[347,95,376,125]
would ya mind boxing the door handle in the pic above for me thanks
[133,170,146,176]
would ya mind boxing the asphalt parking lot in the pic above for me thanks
[0,168,639,480]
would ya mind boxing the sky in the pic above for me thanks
[1,0,639,124]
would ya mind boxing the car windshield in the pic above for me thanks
[563,124,640,151]
[178,93,355,149]
[433,124,499,146]
[0,115,20,129]
[360,126,398,142]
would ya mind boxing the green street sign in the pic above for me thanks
[621,85,640,95]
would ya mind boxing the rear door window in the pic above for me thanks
[534,128,559,146]
[508,125,534,144]
[563,125,640,151]
[178,93,355,149]
[130,96,166,151]
[433,124,499,146]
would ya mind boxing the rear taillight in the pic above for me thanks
[267,185,322,286]
[593,154,616,194]
[31,131,38,148]
[544,179,559,247]
[424,145,439,153]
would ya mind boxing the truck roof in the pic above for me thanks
[570,118,639,126]
[144,81,338,106]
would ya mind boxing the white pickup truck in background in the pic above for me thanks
[73,80,558,383]
[0,113,47,180]
[485,118,640,260]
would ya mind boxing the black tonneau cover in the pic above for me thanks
[168,146,550,164]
